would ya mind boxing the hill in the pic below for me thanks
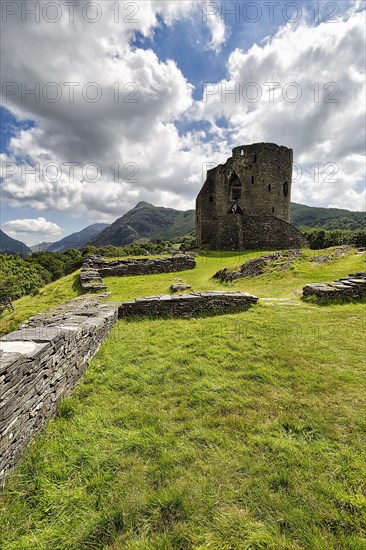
[291,203,365,230]
[88,202,195,247]
[0,229,32,257]
[45,223,109,253]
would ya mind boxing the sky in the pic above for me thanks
[0,0,365,245]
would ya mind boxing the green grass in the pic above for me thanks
[0,248,366,549]
[104,247,366,301]
[0,272,82,335]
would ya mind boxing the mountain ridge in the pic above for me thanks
[0,230,32,257]
[88,202,195,247]
[35,223,110,253]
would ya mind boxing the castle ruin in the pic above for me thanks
[196,143,306,250]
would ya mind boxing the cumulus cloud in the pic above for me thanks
[194,10,366,210]
[2,217,63,237]
[0,0,364,225]
[1,0,220,219]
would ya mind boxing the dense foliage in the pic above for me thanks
[301,228,366,249]
[0,250,83,307]
[291,203,365,230]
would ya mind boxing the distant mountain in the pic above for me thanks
[0,229,32,257]
[43,223,110,253]
[30,242,53,253]
[89,202,195,247]
[291,203,365,230]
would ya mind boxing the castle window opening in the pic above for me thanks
[283,182,289,197]
[268,184,271,192]
[272,207,275,213]
[241,149,244,156]
[230,172,242,201]
[254,154,257,162]
[251,176,254,184]
[232,186,241,201]
[209,196,213,202]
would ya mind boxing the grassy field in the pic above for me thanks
[104,247,366,301]
[0,248,365,549]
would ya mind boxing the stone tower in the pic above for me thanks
[196,143,306,250]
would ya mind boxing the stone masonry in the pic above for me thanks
[196,143,307,250]
[303,272,366,299]
[119,291,258,318]
[0,295,119,482]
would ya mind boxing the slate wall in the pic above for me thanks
[0,296,119,482]
[119,291,258,318]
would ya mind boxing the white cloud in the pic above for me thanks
[2,217,63,236]
[0,0,364,222]
[194,11,366,211]
[205,12,227,53]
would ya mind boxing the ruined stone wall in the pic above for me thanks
[303,272,366,299]
[196,142,301,250]
[119,291,258,318]
[0,296,119,482]
[82,255,196,284]
[212,214,307,250]
[0,287,257,482]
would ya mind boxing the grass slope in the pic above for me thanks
[0,272,82,336]
[104,247,366,301]
[0,249,365,549]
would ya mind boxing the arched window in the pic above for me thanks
[283,182,289,197]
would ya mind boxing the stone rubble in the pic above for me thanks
[303,272,366,299]
[213,250,302,281]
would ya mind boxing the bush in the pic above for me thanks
[0,256,46,300]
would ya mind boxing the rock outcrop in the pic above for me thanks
[213,250,302,281]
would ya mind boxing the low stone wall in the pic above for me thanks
[0,295,119,482]
[89,254,196,277]
[80,264,107,292]
[119,291,258,318]
[303,272,366,299]
[80,255,196,292]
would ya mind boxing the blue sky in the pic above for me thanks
[1,0,365,244]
